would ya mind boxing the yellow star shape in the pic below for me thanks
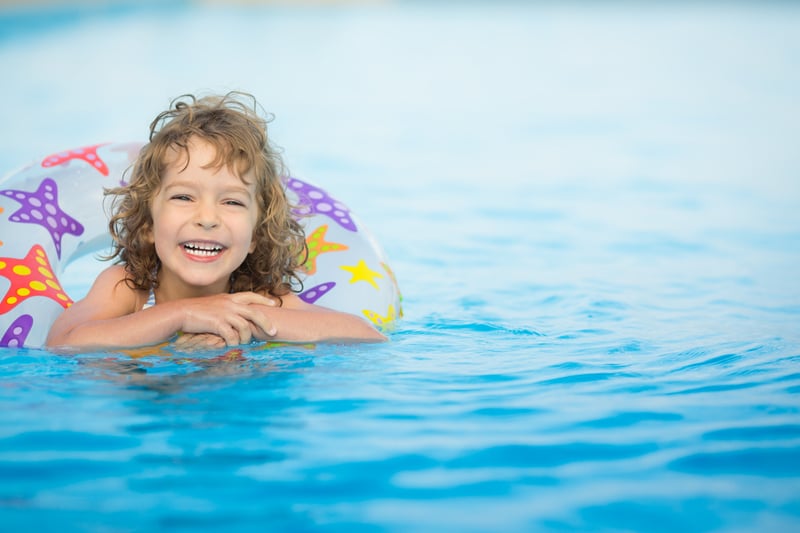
[340,259,383,290]
[363,304,397,332]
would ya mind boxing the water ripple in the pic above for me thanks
[669,447,800,477]
[578,411,684,429]
[703,424,800,442]
[448,442,658,468]
[538,372,641,386]
[0,431,138,452]
[423,317,544,337]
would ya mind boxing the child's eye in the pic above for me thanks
[224,199,247,207]
[170,194,192,202]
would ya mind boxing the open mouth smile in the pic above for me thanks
[181,241,226,257]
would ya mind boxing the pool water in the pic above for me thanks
[1,1,799,531]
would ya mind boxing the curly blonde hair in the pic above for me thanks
[105,92,307,298]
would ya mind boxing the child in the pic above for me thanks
[46,92,386,350]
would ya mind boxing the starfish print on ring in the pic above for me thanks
[0,178,84,259]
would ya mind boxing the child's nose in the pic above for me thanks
[194,201,220,229]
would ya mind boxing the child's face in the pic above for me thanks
[148,137,259,297]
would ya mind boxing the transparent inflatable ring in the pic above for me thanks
[0,142,402,348]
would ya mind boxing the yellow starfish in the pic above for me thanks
[363,304,397,332]
[340,259,383,290]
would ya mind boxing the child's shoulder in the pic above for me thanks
[89,264,149,308]
[95,264,132,284]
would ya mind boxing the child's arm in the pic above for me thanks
[46,265,277,350]
[248,292,387,344]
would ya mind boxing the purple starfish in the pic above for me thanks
[0,178,84,259]
[1,314,33,348]
[286,177,357,232]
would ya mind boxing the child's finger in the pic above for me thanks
[240,305,277,338]
[215,322,242,347]
[226,314,253,345]
[252,316,278,338]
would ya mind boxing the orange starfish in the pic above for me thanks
[303,224,348,275]
[0,245,72,314]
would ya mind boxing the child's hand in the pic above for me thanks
[179,292,277,346]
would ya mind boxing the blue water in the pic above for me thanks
[2,1,800,531]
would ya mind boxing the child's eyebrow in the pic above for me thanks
[161,181,198,194]
[221,186,254,197]
[163,180,253,196]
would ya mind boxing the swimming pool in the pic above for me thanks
[1,1,799,531]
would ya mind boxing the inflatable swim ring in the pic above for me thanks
[0,142,402,349]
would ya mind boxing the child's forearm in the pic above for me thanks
[47,298,386,349]
[47,304,185,350]
[255,306,386,343]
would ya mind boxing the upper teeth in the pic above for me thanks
[184,243,222,255]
